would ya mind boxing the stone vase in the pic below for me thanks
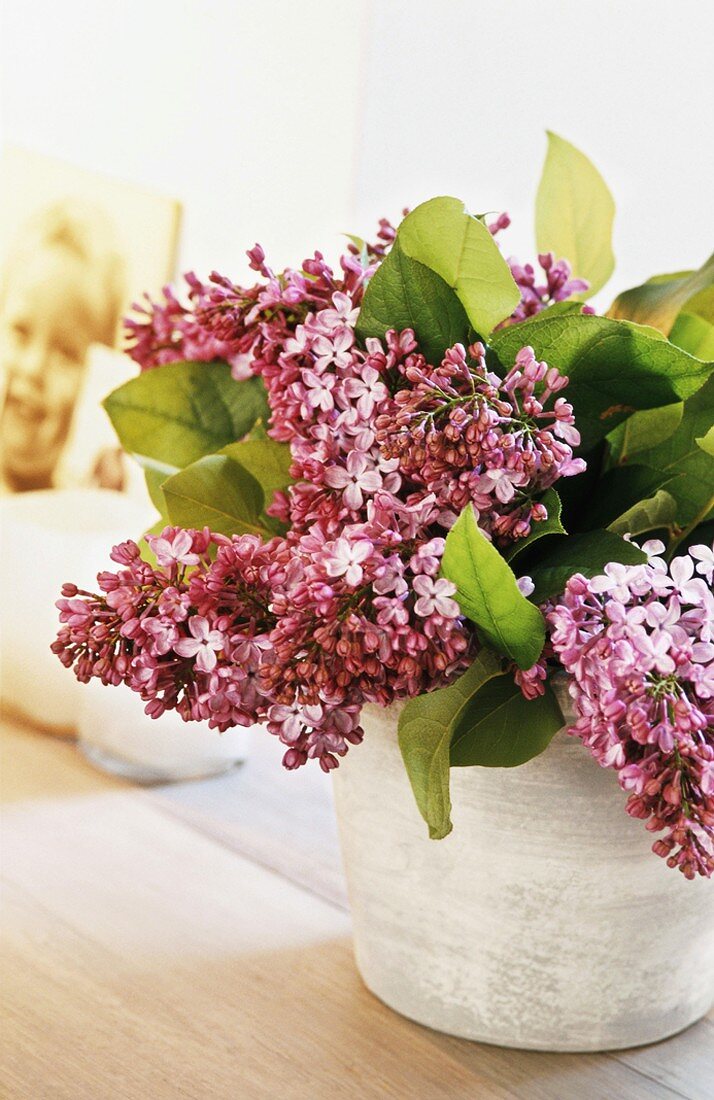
[332,696,714,1051]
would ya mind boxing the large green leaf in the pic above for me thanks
[634,377,714,527]
[222,439,293,503]
[669,312,714,360]
[450,677,563,768]
[679,519,714,556]
[685,284,714,325]
[144,467,170,517]
[491,312,713,451]
[697,426,714,457]
[528,530,648,602]
[396,197,520,335]
[609,490,678,538]
[578,465,676,532]
[608,403,684,462]
[162,452,276,538]
[553,440,608,533]
[356,239,471,365]
[441,506,545,670]
[103,362,269,471]
[535,132,615,297]
[503,488,566,562]
[397,650,502,839]
[607,254,714,334]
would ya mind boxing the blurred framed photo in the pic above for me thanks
[0,146,181,495]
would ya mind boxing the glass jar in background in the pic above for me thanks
[77,677,252,784]
[0,488,155,736]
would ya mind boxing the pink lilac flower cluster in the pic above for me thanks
[507,253,591,324]
[548,541,714,878]
[125,274,247,372]
[53,528,277,728]
[53,516,471,771]
[262,501,472,767]
[375,338,585,543]
[125,222,397,377]
[127,213,590,375]
[56,222,587,773]
[488,213,592,324]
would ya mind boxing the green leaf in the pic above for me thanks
[535,132,615,297]
[609,490,678,537]
[397,197,520,335]
[578,465,676,531]
[528,530,648,602]
[491,312,713,451]
[607,254,714,334]
[144,468,169,517]
[103,362,269,471]
[697,426,714,456]
[344,233,366,251]
[669,312,714,360]
[685,283,714,325]
[552,440,606,533]
[343,234,369,266]
[646,271,694,285]
[441,506,545,670]
[138,520,166,567]
[221,439,293,503]
[678,519,714,555]
[531,300,585,320]
[608,403,684,462]
[397,650,502,839]
[450,677,563,768]
[162,452,273,538]
[356,239,471,365]
[503,488,566,562]
[634,377,714,527]
[246,418,270,441]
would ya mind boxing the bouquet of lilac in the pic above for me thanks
[54,134,714,878]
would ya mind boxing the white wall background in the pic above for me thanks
[355,0,714,307]
[0,0,368,281]
[1,0,713,305]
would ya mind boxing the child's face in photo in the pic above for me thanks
[0,248,99,490]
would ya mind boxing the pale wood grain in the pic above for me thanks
[1,718,712,1099]
[614,1016,714,1099]
[144,730,347,909]
[147,732,714,1094]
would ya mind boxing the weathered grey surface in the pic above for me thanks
[333,702,714,1052]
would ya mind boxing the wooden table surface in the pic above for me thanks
[2,714,712,1100]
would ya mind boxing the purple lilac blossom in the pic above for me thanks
[488,212,593,323]
[549,541,714,879]
[55,214,714,879]
[55,227,585,774]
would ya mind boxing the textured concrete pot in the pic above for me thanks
[332,695,714,1051]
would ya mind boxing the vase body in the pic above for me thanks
[332,697,714,1051]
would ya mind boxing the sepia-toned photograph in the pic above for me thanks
[0,146,180,495]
